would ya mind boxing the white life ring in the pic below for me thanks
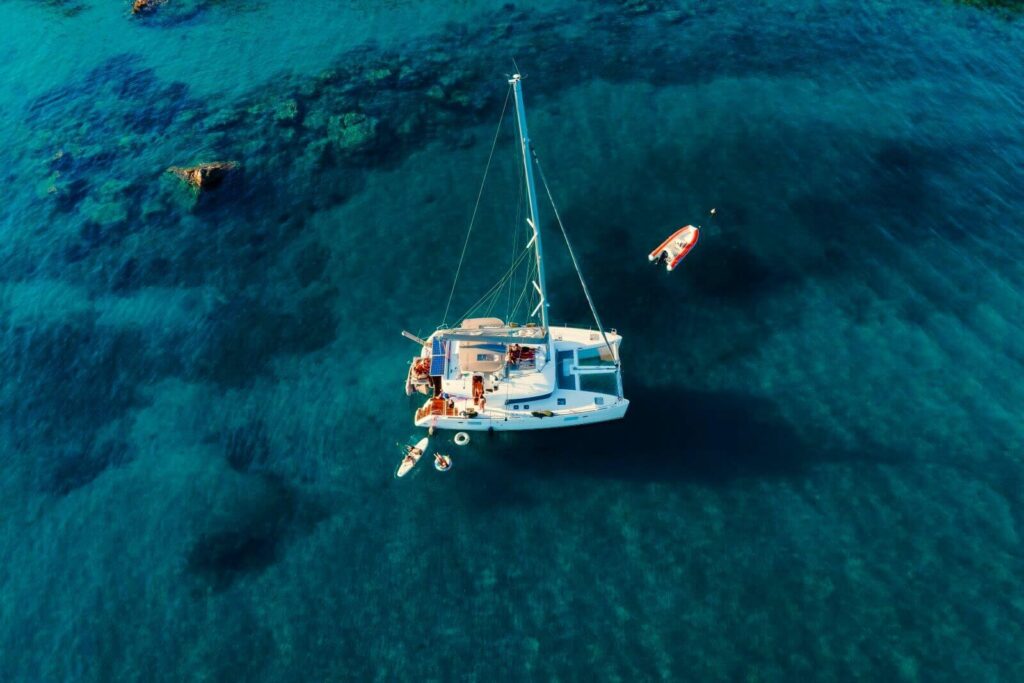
[454,432,470,446]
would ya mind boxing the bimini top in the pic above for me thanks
[439,318,547,345]
[461,317,505,329]
[459,341,505,373]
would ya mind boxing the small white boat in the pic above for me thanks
[395,437,428,478]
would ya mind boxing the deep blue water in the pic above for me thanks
[1,0,1023,680]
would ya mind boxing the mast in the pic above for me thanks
[509,74,551,353]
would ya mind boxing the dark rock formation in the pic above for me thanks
[955,0,1024,12]
[131,0,164,15]
[167,160,238,190]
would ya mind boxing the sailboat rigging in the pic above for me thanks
[402,73,629,431]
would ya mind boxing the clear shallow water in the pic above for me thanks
[1,0,1023,680]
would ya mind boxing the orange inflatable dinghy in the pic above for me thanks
[648,225,699,271]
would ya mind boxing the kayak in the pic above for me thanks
[395,437,428,478]
[648,225,699,271]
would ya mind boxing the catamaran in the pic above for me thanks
[402,74,628,432]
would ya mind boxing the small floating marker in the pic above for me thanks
[710,208,717,216]
[454,432,470,446]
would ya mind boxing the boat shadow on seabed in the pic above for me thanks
[480,384,891,485]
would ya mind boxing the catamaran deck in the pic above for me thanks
[411,325,628,431]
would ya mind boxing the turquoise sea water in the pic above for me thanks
[1,0,1023,680]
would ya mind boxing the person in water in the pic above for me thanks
[403,444,422,466]
[434,453,451,471]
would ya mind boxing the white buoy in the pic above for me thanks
[454,432,470,446]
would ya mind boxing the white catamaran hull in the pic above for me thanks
[415,399,629,432]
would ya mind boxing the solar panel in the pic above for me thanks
[429,337,446,376]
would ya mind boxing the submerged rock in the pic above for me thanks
[131,0,164,14]
[167,161,238,190]
[327,112,378,153]
[38,0,87,17]
[365,65,394,83]
[273,98,300,124]
[955,0,1024,15]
